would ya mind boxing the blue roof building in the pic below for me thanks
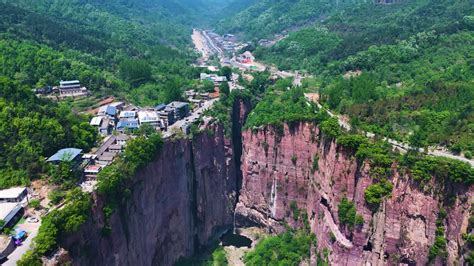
[47,148,83,162]
[117,119,139,132]
[98,105,117,117]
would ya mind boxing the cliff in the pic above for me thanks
[236,122,473,265]
[61,122,238,266]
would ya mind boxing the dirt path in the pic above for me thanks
[191,29,209,59]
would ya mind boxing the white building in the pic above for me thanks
[90,116,103,126]
[0,187,27,203]
[138,111,161,128]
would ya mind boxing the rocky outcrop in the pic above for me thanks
[236,122,473,265]
[62,123,238,266]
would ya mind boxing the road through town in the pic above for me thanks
[193,29,474,167]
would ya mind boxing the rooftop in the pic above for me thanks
[90,116,103,126]
[47,148,83,162]
[98,152,116,162]
[138,111,159,122]
[98,105,117,116]
[60,80,80,85]
[155,104,166,111]
[0,187,27,199]
[168,101,189,109]
[117,119,139,129]
[119,111,136,119]
[116,134,131,141]
[0,202,21,223]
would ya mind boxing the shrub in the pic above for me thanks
[320,117,341,139]
[364,179,393,209]
[465,151,473,159]
[29,199,41,210]
[429,211,449,261]
[410,155,474,185]
[48,190,65,205]
[211,247,228,266]
[290,201,300,220]
[338,197,364,229]
[337,134,368,151]
[311,154,319,174]
[329,232,336,243]
[17,250,42,266]
[291,155,298,165]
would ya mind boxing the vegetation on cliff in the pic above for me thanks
[97,133,163,208]
[428,208,449,262]
[338,197,364,230]
[225,0,473,154]
[18,188,91,265]
[244,79,325,130]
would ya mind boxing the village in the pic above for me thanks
[0,62,237,264]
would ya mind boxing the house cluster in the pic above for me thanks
[205,31,248,56]
[83,134,130,177]
[46,134,129,179]
[35,80,89,98]
[89,101,190,136]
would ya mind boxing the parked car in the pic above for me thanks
[13,230,27,241]
[26,217,39,223]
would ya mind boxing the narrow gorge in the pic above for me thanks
[57,100,472,266]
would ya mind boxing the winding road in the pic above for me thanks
[193,29,474,168]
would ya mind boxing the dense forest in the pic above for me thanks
[216,0,366,40]
[1,0,472,265]
[219,0,474,154]
[0,0,240,188]
[0,78,97,188]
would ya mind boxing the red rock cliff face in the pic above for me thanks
[236,122,473,265]
[63,123,237,266]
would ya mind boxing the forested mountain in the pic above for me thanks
[254,0,473,70]
[238,0,474,154]
[0,0,231,188]
[216,0,366,40]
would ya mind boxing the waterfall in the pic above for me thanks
[233,207,237,234]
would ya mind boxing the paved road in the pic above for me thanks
[194,29,474,167]
[201,30,223,57]
[163,99,218,138]
[4,220,41,266]
[311,97,474,167]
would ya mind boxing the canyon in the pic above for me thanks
[236,122,472,265]
[57,101,472,266]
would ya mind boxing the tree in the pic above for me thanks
[137,123,155,136]
[29,199,41,210]
[219,66,232,81]
[119,59,152,86]
[219,82,230,100]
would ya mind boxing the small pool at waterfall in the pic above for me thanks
[220,230,252,248]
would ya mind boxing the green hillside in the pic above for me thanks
[222,0,473,154]
[0,0,224,188]
[254,0,472,71]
